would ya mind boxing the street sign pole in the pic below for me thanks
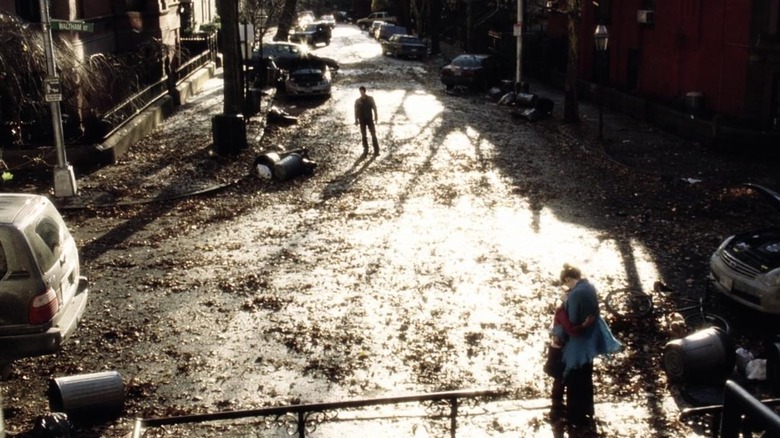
[39,0,78,197]
[515,0,523,91]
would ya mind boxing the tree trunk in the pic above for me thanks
[274,0,297,41]
[430,0,440,55]
[563,0,580,123]
[220,0,243,115]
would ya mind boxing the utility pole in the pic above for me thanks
[39,0,78,197]
[515,0,523,92]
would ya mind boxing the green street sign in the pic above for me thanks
[51,20,94,32]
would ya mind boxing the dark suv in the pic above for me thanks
[290,22,331,47]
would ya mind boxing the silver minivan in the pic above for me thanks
[0,194,88,363]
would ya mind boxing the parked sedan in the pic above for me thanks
[709,183,780,314]
[369,20,386,39]
[319,14,336,28]
[285,65,332,97]
[0,194,89,364]
[381,34,427,58]
[253,42,339,73]
[440,54,501,91]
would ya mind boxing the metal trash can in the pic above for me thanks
[48,371,125,421]
[254,152,281,180]
[685,92,704,116]
[663,327,735,383]
[273,153,305,181]
[212,114,247,155]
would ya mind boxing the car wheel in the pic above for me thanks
[445,84,454,90]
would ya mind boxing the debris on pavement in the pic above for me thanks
[254,147,317,181]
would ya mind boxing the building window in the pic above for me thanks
[770,0,780,35]
[126,0,147,12]
[16,0,41,22]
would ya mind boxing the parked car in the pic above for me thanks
[709,183,780,315]
[285,65,332,98]
[376,24,407,41]
[334,10,353,23]
[381,34,427,58]
[356,11,397,30]
[297,10,315,27]
[289,22,332,47]
[440,54,501,91]
[369,21,386,39]
[319,14,336,28]
[0,194,89,364]
[253,42,339,73]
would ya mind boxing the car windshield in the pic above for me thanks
[452,56,483,67]
[399,36,421,44]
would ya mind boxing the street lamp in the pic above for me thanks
[594,24,609,140]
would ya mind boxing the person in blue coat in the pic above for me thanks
[559,264,622,428]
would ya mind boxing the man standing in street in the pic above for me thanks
[354,86,379,155]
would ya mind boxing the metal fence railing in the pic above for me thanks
[96,33,216,139]
[132,389,506,438]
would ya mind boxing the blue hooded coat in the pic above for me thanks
[562,279,622,376]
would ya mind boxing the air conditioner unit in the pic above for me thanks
[637,10,655,24]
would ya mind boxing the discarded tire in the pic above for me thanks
[48,371,125,421]
[663,327,735,383]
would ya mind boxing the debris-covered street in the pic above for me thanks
[2,25,780,437]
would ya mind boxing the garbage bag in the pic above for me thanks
[746,359,767,380]
[31,413,73,438]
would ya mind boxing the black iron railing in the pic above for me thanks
[99,45,215,139]
[132,389,506,438]
[720,380,780,437]
[679,380,780,437]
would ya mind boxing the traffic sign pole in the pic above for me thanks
[39,0,77,197]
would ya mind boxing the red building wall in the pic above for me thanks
[548,0,754,117]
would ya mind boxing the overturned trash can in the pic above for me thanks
[272,153,317,181]
[663,327,736,383]
[48,371,125,422]
[254,152,281,180]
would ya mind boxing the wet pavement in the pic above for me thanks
[2,24,779,438]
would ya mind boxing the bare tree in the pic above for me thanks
[273,0,297,41]
[242,0,286,45]
[0,11,107,146]
[563,0,580,123]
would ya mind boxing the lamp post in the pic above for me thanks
[594,24,609,141]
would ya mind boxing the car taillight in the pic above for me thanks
[29,288,59,324]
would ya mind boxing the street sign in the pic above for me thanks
[51,20,94,32]
[44,77,62,102]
